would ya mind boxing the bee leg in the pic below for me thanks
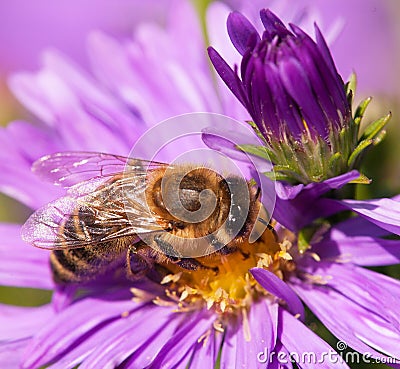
[154,236,218,274]
[175,258,218,274]
[126,244,154,281]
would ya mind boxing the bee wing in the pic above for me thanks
[22,172,164,250]
[32,151,167,187]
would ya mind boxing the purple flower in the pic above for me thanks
[1,2,400,369]
[208,9,390,184]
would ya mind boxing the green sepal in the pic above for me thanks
[349,173,371,184]
[347,139,373,167]
[328,152,342,173]
[372,130,387,146]
[262,171,279,181]
[273,168,307,184]
[345,73,357,97]
[354,97,372,124]
[361,113,391,141]
[297,228,313,253]
[245,121,268,142]
[237,144,272,161]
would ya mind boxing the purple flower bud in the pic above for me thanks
[208,9,389,185]
[209,9,351,143]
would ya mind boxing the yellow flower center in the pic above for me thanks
[152,227,295,315]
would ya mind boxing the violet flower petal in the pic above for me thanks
[51,285,78,313]
[279,57,329,138]
[327,215,391,239]
[268,341,293,369]
[260,9,292,40]
[189,330,223,369]
[0,304,54,341]
[327,197,400,236]
[227,12,260,55]
[149,311,214,368]
[42,51,145,147]
[251,268,304,320]
[208,47,247,107]
[279,308,350,369]
[205,2,250,122]
[0,223,52,289]
[293,281,400,361]
[220,300,276,369]
[239,300,276,368]
[219,321,239,369]
[9,68,130,154]
[330,264,400,330]
[78,306,174,369]
[47,306,180,369]
[122,310,182,369]
[0,122,65,208]
[315,236,400,266]
[0,340,29,369]
[273,171,360,231]
[21,293,143,369]
[298,260,400,332]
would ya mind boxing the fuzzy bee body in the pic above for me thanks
[22,152,268,284]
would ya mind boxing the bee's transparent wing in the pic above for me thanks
[23,154,168,250]
[32,151,166,187]
[21,180,163,250]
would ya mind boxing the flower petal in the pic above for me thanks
[0,304,54,341]
[251,268,304,320]
[298,260,400,332]
[10,66,130,154]
[267,341,293,369]
[42,51,144,148]
[0,223,53,289]
[0,340,29,369]
[279,57,329,138]
[326,215,391,239]
[77,306,174,369]
[273,171,360,231]
[189,330,223,369]
[219,320,239,369]
[149,310,214,368]
[315,235,400,266]
[330,197,400,236]
[279,309,350,369]
[227,12,260,55]
[293,280,400,361]
[21,292,142,369]
[208,47,247,107]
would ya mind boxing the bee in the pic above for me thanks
[22,152,269,284]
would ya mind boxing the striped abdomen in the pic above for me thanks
[50,207,132,284]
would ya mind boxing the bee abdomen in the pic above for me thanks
[50,246,112,284]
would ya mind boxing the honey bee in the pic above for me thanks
[22,152,269,284]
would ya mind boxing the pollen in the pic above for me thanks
[157,228,295,315]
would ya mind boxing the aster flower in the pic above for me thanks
[208,9,391,184]
[1,2,400,369]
